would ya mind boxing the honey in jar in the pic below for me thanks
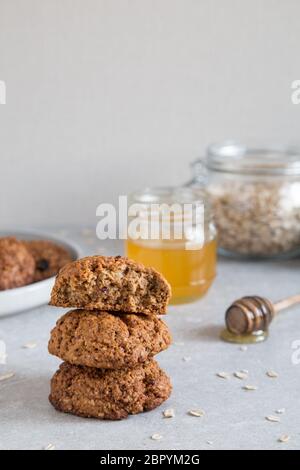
[125,187,217,304]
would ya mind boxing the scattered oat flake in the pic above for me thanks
[243,385,257,391]
[189,409,205,417]
[266,370,278,378]
[0,373,14,382]
[278,435,290,443]
[173,341,184,346]
[44,444,55,450]
[217,372,230,379]
[276,408,286,414]
[234,371,248,380]
[239,346,248,351]
[23,342,37,349]
[182,356,191,362]
[151,433,162,441]
[206,440,213,446]
[266,415,280,423]
[163,408,175,418]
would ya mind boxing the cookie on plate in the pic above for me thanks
[24,240,73,282]
[0,237,35,290]
[50,255,171,315]
[48,309,172,369]
[49,360,172,420]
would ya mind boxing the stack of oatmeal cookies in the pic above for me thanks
[48,255,172,420]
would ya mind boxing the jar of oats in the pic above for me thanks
[189,142,300,258]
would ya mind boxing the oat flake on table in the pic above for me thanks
[265,415,280,423]
[278,435,290,443]
[151,433,163,441]
[22,342,37,349]
[0,372,14,382]
[266,370,279,378]
[189,409,205,417]
[216,372,230,379]
[243,385,257,391]
[182,356,191,362]
[44,444,55,450]
[163,408,175,418]
[234,371,248,380]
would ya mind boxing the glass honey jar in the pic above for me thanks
[125,187,217,304]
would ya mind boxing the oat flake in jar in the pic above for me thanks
[189,142,300,259]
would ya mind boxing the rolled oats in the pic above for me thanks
[208,180,300,257]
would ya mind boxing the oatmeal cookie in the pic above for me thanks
[24,240,73,282]
[49,360,172,420]
[48,310,172,369]
[0,237,35,290]
[50,256,171,315]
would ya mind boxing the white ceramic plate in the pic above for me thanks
[0,230,82,317]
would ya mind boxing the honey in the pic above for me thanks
[220,328,268,344]
[126,186,217,304]
[126,238,217,304]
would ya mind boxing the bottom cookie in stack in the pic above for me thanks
[48,309,172,420]
[49,360,172,420]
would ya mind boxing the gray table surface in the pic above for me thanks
[0,229,299,450]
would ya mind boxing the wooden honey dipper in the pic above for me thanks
[225,294,300,336]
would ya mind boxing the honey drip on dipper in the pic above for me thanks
[221,294,300,344]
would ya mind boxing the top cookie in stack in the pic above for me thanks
[50,255,171,315]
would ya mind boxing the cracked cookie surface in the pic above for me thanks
[48,309,172,369]
[50,255,171,315]
[49,360,172,420]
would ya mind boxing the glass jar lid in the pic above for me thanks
[130,186,207,205]
[129,186,212,222]
[127,186,212,247]
[204,141,300,176]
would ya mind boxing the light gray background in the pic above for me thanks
[0,0,300,228]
